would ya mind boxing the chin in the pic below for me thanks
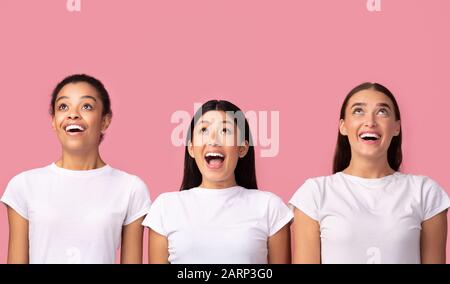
[358,150,386,160]
[62,141,89,152]
[204,172,233,183]
[203,172,226,181]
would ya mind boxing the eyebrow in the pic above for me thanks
[350,102,392,110]
[55,95,97,104]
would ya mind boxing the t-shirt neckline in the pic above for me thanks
[191,185,244,194]
[49,162,112,177]
[338,171,401,185]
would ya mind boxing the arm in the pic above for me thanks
[268,223,291,264]
[6,206,29,264]
[292,208,321,264]
[120,216,145,264]
[420,210,448,264]
[148,228,169,264]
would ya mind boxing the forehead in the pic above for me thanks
[347,89,394,108]
[195,110,235,125]
[57,82,100,101]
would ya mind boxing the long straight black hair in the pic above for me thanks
[180,100,258,190]
[333,82,402,174]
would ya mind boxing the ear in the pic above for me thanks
[339,119,348,136]
[51,115,57,132]
[101,114,112,134]
[238,140,250,158]
[394,120,401,136]
[187,140,195,158]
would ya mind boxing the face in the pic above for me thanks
[52,82,111,152]
[340,89,401,161]
[188,110,249,188]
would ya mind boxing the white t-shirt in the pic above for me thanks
[289,172,450,264]
[1,163,151,264]
[142,186,293,264]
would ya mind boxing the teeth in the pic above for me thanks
[205,152,224,158]
[65,125,85,132]
[360,133,380,139]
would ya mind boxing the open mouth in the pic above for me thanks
[204,152,225,169]
[65,124,85,134]
[359,132,381,143]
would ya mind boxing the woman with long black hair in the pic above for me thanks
[143,100,292,264]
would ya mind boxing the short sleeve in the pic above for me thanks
[267,193,294,237]
[1,174,29,220]
[421,178,450,221]
[142,194,167,237]
[123,176,152,225]
[289,179,321,221]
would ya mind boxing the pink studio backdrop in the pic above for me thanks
[0,0,449,263]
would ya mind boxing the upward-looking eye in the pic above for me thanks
[58,103,68,111]
[352,107,364,115]
[377,108,389,115]
[82,104,93,110]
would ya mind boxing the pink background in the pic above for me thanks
[1,0,449,263]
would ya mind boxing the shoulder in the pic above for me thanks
[7,165,53,186]
[107,167,136,180]
[239,188,286,205]
[289,174,339,206]
[2,166,53,212]
[108,167,146,185]
[147,191,188,215]
[394,172,443,191]
[404,173,440,184]
[297,174,339,191]
[152,190,184,205]
[107,167,150,195]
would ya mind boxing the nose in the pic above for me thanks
[68,112,80,120]
[207,127,222,146]
[364,113,377,127]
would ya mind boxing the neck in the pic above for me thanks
[200,177,237,189]
[344,154,395,179]
[56,148,105,171]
